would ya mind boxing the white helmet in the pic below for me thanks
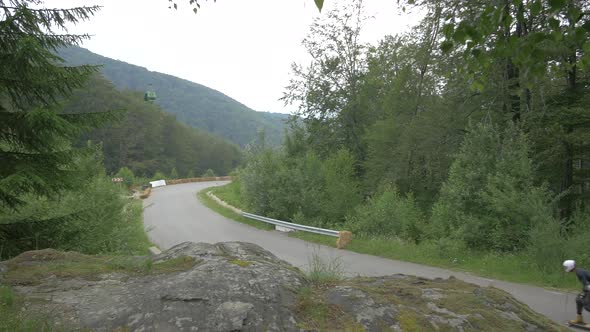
[563,260,576,272]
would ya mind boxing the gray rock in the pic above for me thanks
[2,243,564,332]
[421,288,444,300]
[11,242,303,332]
[326,285,398,331]
[426,302,472,331]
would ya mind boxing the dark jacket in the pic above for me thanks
[576,268,590,290]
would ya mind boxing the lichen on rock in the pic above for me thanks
[0,242,567,331]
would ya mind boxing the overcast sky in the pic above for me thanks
[48,0,421,114]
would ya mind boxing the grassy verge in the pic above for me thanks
[196,188,273,231]
[208,182,578,291]
[292,232,578,290]
[202,179,242,207]
[117,199,153,255]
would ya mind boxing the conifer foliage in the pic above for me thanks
[0,0,101,209]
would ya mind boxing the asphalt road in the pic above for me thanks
[143,181,579,326]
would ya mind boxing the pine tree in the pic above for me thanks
[170,167,179,179]
[203,169,216,177]
[0,1,102,209]
[115,167,135,188]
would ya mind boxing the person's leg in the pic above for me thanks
[571,293,586,324]
[583,292,590,313]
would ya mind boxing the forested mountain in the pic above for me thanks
[64,75,242,177]
[59,46,287,147]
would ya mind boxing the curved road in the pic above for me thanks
[143,181,577,326]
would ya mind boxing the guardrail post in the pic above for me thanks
[336,231,352,249]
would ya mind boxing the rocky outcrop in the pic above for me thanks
[0,242,565,331]
[1,242,303,331]
[309,275,561,331]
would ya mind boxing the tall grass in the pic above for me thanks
[209,180,245,209]
[196,189,273,230]
[306,247,344,286]
[0,286,15,306]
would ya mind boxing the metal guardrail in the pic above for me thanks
[242,212,340,237]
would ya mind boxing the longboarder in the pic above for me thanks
[564,260,590,330]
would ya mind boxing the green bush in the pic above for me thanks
[566,223,590,272]
[527,206,590,274]
[431,123,555,252]
[240,149,285,216]
[0,148,151,258]
[526,221,567,274]
[292,211,327,230]
[170,167,179,179]
[0,175,150,259]
[321,149,362,226]
[429,237,468,261]
[56,176,128,253]
[115,167,135,188]
[151,170,167,181]
[203,168,216,177]
[240,149,320,221]
[345,187,425,243]
[278,152,324,223]
[240,148,361,227]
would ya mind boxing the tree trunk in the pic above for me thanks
[560,4,578,219]
[502,1,521,122]
[560,127,574,219]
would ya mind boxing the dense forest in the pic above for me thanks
[64,74,242,178]
[236,0,590,274]
[0,2,240,259]
[59,46,288,147]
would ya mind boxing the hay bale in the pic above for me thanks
[336,231,352,249]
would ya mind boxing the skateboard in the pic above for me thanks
[569,322,590,331]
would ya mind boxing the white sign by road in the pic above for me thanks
[150,180,167,188]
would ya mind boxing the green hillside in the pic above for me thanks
[64,75,242,177]
[59,46,287,146]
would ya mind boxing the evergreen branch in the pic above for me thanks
[1,4,101,36]
[0,5,102,14]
